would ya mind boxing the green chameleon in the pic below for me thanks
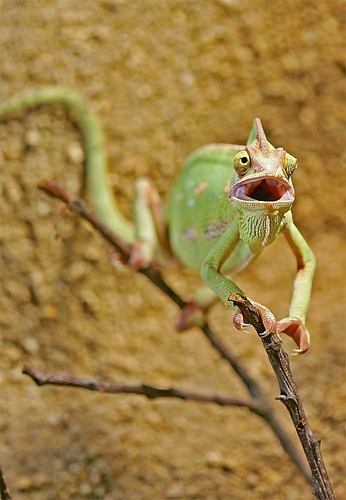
[0,87,316,354]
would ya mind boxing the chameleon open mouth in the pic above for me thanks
[229,177,294,203]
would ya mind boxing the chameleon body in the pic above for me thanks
[0,87,316,353]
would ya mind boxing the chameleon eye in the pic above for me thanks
[234,151,251,176]
[284,154,298,178]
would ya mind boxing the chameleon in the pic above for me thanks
[0,87,316,354]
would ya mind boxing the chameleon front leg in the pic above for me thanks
[200,219,280,341]
[176,220,243,332]
[201,220,245,303]
[200,220,274,328]
[277,213,316,354]
[177,240,258,331]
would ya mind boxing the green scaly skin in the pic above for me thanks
[0,88,316,354]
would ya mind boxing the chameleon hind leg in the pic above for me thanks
[130,178,170,269]
[130,178,219,329]
[130,179,217,331]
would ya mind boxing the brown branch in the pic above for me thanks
[200,321,311,481]
[228,293,335,500]
[0,468,12,500]
[37,179,321,487]
[22,365,263,413]
[39,180,185,309]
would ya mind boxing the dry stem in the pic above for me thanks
[228,293,335,500]
[22,366,263,413]
[0,468,12,500]
[32,179,336,497]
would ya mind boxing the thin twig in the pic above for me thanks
[22,365,263,413]
[200,322,311,481]
[0,468,12,500]
[38,179,319,486]
[228,293,335,500]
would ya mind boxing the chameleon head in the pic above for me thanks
[228,118,297,248]
[228,118,296,212]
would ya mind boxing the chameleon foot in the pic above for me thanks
[175,302,205,331]
[232,301,277,337]
[129,240,151,270]
[276,317,310,355]
[233,302,310,354]
[109,249,127,269]
[232,309,251,334]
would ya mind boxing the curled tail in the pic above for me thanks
[0,86,134,243]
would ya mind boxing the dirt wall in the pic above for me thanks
[1,0,345,498]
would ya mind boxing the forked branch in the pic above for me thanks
[228,293,335,500]
[32,179,335,497]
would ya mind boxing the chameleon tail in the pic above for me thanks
[0,86,135,244]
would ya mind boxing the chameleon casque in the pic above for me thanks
[0,88,316,354]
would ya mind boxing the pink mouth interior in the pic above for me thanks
[232,178,293,202]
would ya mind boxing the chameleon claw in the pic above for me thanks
[109,249,127,269]
[239,325,252,335]
[291,347,306,356]
[231,300,277,337]
[233,309,252,334]
[224,298,234,310]
[258,330,271,338]
[249,301,277,337]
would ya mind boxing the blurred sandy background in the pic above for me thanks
[0,0,345,498]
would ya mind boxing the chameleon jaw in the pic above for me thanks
[229,176,294,205]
